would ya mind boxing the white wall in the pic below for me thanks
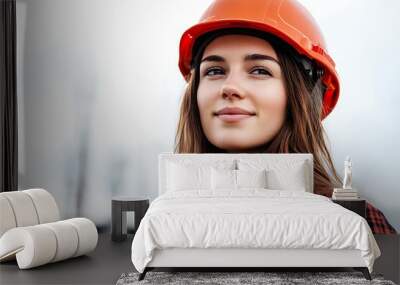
[16,0,399,231]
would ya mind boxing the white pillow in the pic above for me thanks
[266,162,307,191]
[237,159,309,192]
[211,168,236,190]
[166,161,211,191]
[211,168,268,190]
[236,169,268,189]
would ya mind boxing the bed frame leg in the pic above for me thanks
[138,268,148,281]
[354,267,371,280]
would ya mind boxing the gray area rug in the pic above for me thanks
[116,271,396,285]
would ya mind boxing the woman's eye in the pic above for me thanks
[203,67,271,77]
[204,67,224,76]
[250,68,272,76]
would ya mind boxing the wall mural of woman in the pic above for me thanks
[173,0,396,234]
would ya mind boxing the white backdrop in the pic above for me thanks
[16,0,400,231]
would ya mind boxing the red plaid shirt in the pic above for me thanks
[366,201,397,234]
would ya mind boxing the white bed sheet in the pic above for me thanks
[131,189,380,273]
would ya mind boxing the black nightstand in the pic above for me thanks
[332,199,366,219]
[111,196,149,242]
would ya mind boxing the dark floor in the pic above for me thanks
[1,232,398,285]
[0,231,134,285]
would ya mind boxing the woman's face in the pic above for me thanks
[197,34,287,152]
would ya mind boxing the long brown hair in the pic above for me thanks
[173,29,342,197]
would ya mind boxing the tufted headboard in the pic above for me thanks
[158,152,314,195]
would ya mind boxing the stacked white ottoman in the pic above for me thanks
[0,188,98,269]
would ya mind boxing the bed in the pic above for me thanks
[131,152,381,281]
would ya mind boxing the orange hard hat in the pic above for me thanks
[178,0,340,119]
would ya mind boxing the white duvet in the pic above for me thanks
[131,189,381,273]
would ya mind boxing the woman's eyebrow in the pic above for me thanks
[244,54,280,65]
[201,55,224,63]
[200,54,280,65]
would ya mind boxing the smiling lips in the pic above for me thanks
[214,107,256,123]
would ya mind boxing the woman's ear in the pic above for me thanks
[185,74,190,83]
[185,70,194,83]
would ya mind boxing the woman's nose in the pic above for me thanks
[220,81,245,100]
